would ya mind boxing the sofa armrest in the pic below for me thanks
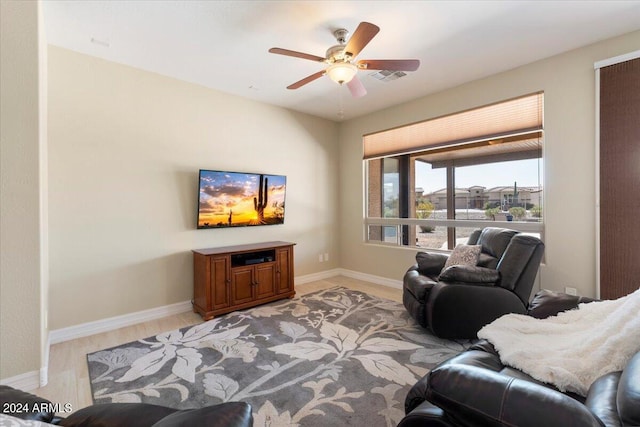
[0,386,56,423]
[398,401,454,427]
[437,265,499,284]
[426,283,527,339]
[59,403,177,427]
[415,252,449,276]
[58,402,253,427]
[426,364,603,427]
[527,289,598,319]
[152,402,252,427]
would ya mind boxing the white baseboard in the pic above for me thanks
[295,268,343,284]
[48,269,401,346]
[49,300,192,345]
[0,369,41,391]
[2,343,50,391]
[336,268,403,289]
[295,268,402,290]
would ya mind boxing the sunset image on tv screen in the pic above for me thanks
[197,170,286,228]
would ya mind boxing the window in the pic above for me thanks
[365,93,544,250]
[367,156,410,245]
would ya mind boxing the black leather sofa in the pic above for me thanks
[400,343,640,427]
[0,385,253,427]
[403,227,544,339]
[399,293,640,427]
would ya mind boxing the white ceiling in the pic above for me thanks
[43,1,640,121]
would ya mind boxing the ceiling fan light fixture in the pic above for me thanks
[327,62,358,85]
[269,21,418,95]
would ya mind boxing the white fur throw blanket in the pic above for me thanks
[477,288,640,396]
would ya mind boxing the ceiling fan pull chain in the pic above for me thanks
[337,84,345,120]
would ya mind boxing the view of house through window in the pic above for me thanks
[413,157,542,249]
[365,93,544,250]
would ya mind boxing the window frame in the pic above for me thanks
[363,94,545,250]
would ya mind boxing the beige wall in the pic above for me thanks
[48,47,339,330]
[0,0,47,381]
[339,30,640,298]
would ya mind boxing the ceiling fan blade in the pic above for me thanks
[357,59,420,71]
[344,22,380,59]
[347,76,367,98]
[269,48,326,63]
[287,70,326,89]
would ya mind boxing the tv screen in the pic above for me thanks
[197,169,286,229]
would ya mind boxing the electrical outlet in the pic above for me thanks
[565,287,577,296]
[318,254,324,262]
[324,253,329,262]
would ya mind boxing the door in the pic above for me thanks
[255,263,276,299]
[276,247,292,294]
[210,256,231,310]
[231,266,254,305]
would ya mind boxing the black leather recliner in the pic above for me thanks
[403,227,544,339]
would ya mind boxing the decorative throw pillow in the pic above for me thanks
[442,244,481,270]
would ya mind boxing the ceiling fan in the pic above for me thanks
[269,22,420,98]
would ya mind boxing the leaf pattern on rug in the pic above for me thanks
[87,287,474,426]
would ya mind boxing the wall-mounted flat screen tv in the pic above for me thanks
[197,169,286,229]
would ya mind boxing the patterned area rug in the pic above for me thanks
[87,287,473,426]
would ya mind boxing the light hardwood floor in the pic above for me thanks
[33,276,401,414]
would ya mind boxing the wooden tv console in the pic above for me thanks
[192,241,295,320]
